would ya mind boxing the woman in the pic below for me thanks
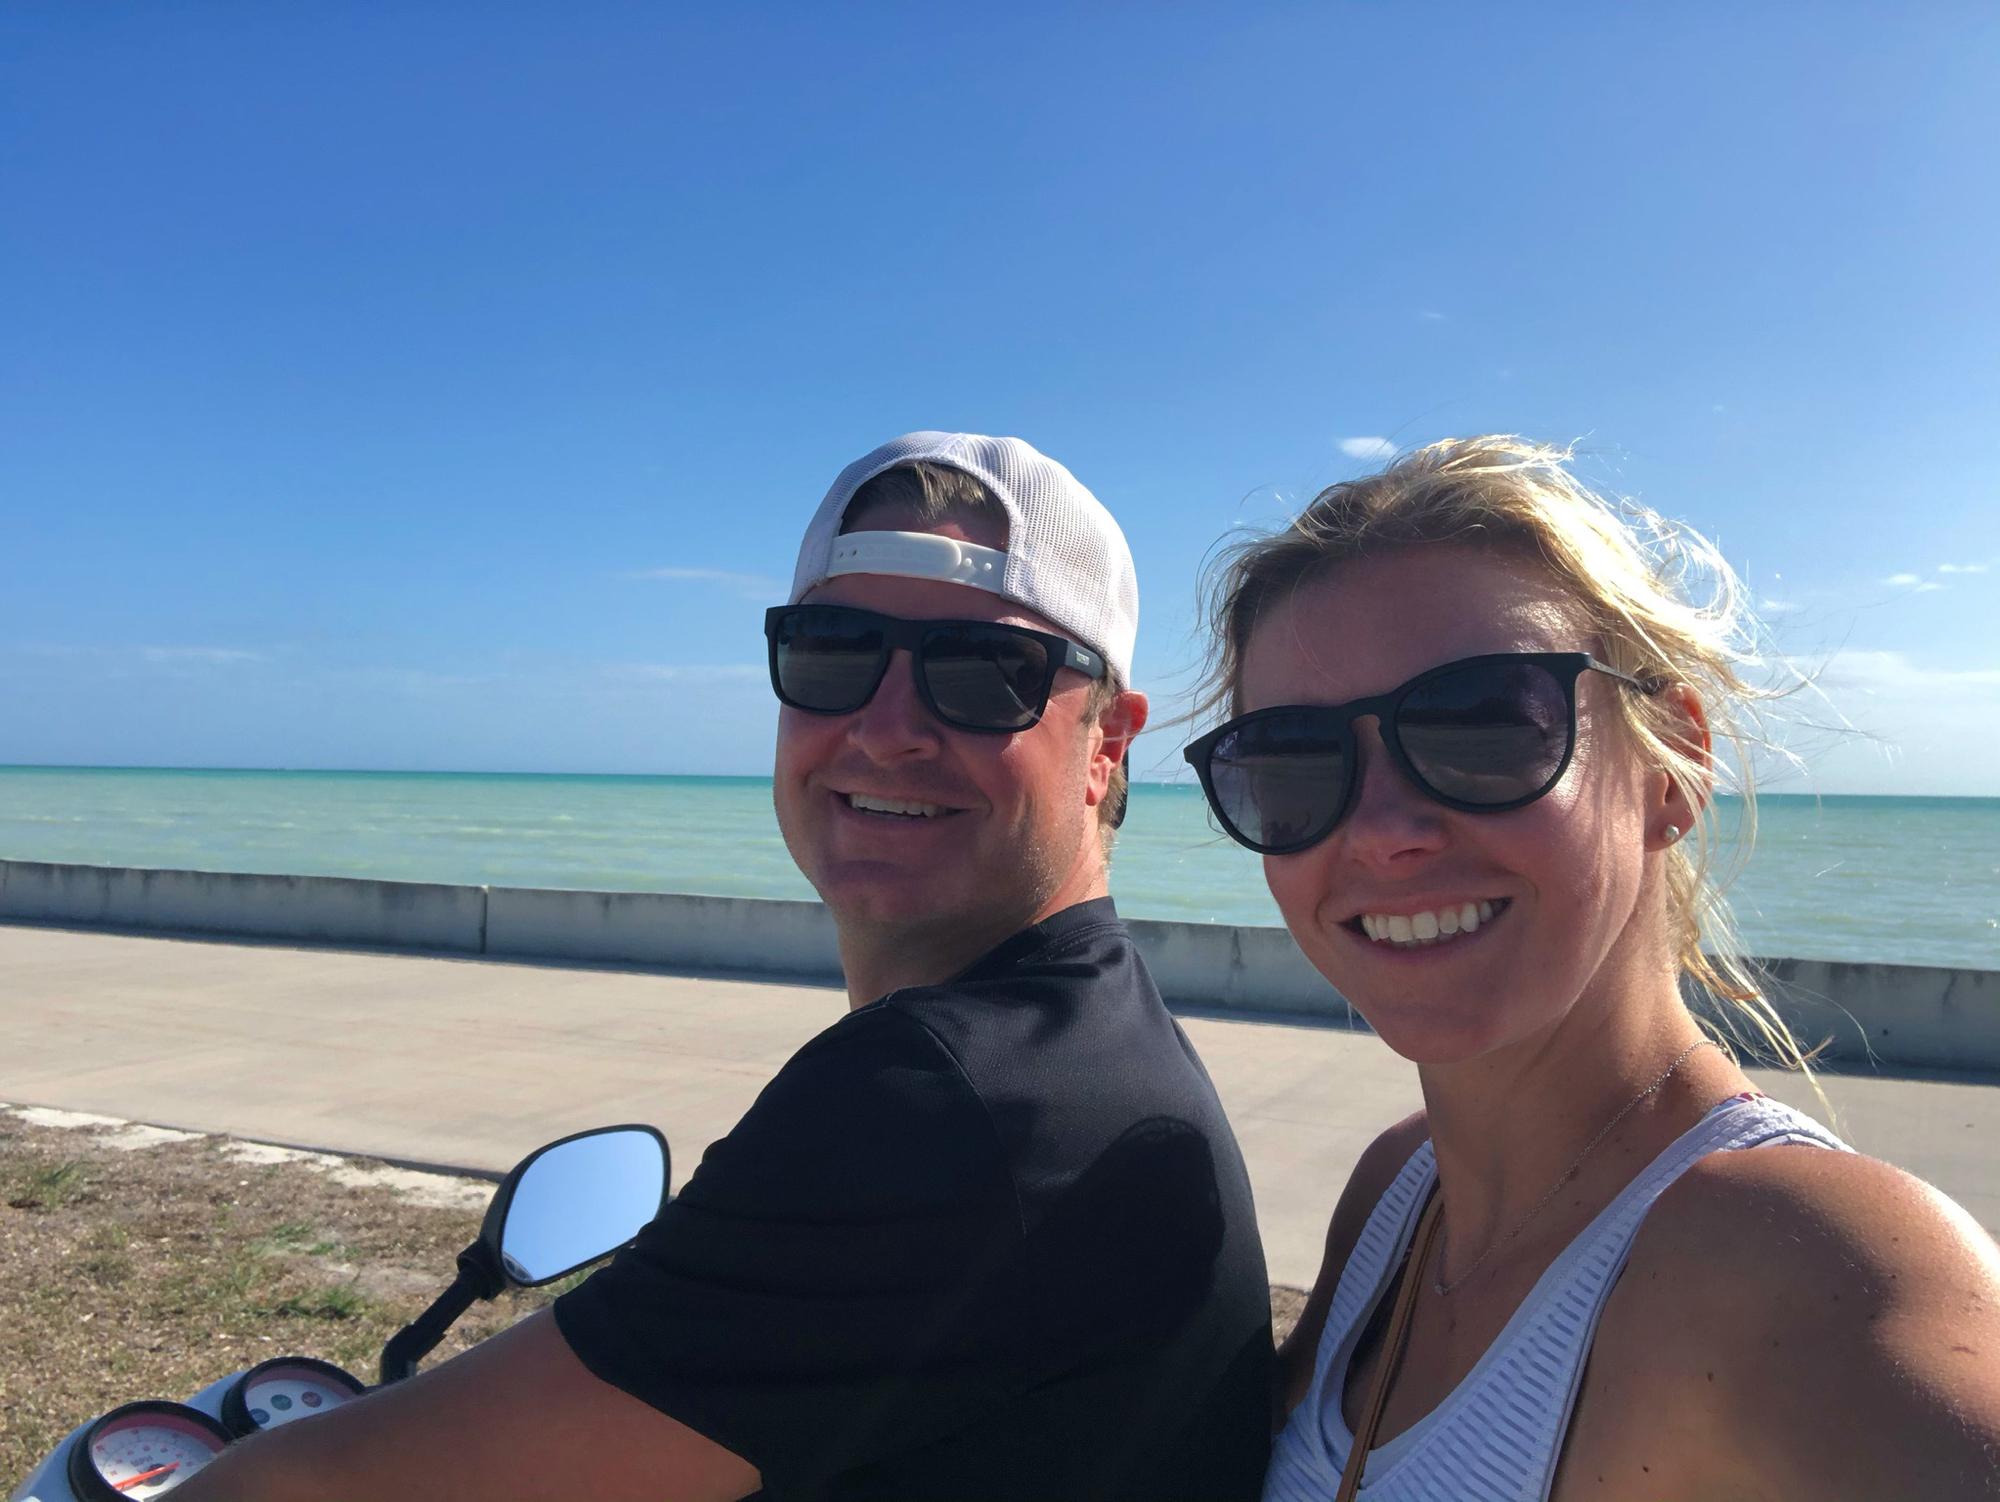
[1183,437,2000,1499]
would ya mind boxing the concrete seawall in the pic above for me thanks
[0,858,486,954]
[3,858,1992,1072]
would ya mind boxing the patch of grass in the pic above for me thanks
[0,1118,568,1482]
[77,1224,135,1288]
[259,1220,343,1257]
[537,1266,598,1298]
[1270,1284,1308,1345]
[267,1283,370,1321]
[6,1158,91,1211]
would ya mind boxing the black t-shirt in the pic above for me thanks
[554,897,1272,1501]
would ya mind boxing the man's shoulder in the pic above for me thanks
[870,904,1258,1266]
[881,899,1156,1046]
[749,1000,997,1128]
[688,1003,1015,1217]
[882,916,1215,1140]
[947,897,1142,991]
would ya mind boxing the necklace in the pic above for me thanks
[1431,1037,1719,1297]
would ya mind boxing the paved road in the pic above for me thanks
[4,923,1996,1287]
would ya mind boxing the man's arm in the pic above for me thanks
[176,1309,759,1502]
[178,1005,1016,1500]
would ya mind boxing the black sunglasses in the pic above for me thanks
[764,603,1106,734]
[1183,652,1665,855]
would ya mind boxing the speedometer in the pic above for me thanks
[221,1356,366,1436]
[68,1402,231,1500]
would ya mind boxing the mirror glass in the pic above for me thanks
[497,1128,666,1285]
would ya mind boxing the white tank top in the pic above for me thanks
[1263,1093,1851,1502]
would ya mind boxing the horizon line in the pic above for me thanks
[0,763,1992,800]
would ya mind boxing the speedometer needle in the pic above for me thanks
[115,1463,178,1490]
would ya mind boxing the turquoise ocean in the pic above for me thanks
[1,767,1995,970]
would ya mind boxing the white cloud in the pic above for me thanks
[1338,436,1397,461]
[1809,650,2000,692]
[1418,309,1447,322]
[1759,598,1800,615]
[333,667,495,694]
[138,646,265,666]
[602,663,765,685]
[1914,581,1946,593]
[0,643,270,682]
[625,566,784,599]
[1762,649,2000,795]
[1938,562,1990,575]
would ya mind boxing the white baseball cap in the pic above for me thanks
[787,431,1140,685]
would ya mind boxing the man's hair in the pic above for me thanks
[844,461,1127,856]
[841,460,1004,533]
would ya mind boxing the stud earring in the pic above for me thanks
[1663,824,1683,844]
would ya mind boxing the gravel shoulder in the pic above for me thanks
[1,1105,1308,1484]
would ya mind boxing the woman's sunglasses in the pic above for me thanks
[764,603,1106,734]
[1183,652,1665,855]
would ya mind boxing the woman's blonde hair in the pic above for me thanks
[1198,435,1817,1077]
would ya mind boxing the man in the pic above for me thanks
[181,432,1273,1501]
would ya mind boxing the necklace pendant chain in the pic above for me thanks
[1431,1038,1719,1297]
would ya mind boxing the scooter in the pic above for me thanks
[11,1123,669,1501]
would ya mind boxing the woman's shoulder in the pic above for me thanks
[1275,1112,1431,1413]
[1637,1135,1997,1298]
[1328,1112,1432,1255]
[1606,1136,2000,1494]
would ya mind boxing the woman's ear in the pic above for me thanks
[1651,682,1711,849]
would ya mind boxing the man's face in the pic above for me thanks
[772,511,1110,954]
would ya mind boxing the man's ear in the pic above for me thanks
[1086,688,1148,813]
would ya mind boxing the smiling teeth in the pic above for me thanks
[848,793,945,818]
[1362,900,1499,947]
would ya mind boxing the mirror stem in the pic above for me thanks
[376,1264,486,1384]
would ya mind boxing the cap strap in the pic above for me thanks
[822,531,1007,593]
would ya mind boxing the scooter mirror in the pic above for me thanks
[491,1125,669,1286]
[378,1123,670,1384]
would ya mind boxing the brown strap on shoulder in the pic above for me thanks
[1335,1188,1444,1502]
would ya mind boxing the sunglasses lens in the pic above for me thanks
[1204,709,1347,851]
[921,625,1051,731]
[771,607,887,713]
[1398,660,1572,805]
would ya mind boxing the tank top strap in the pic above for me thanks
[1562,1091,1851,1263]
[1265,1139,1437,1499]
[1496,1092,1853,1499]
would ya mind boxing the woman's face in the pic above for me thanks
[1238,545,1670,1065]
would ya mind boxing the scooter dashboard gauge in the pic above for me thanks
[67,1401,230,1500]
[220,1356,366,1436]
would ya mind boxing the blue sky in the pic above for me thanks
[3,3,1995,794]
